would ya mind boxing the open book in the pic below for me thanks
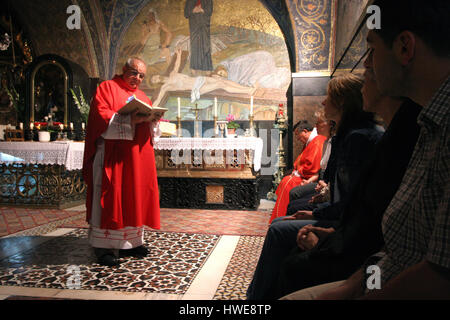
[118,96,168,117]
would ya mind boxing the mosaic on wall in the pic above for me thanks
[287,0,334,72]
[117,0,291,121]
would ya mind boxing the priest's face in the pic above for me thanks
[123,60,146,89]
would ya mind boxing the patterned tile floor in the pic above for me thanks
[0,201,274,300]
[213,236,265,300]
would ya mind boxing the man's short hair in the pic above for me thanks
[293,120,314,132]
[371,0,450,57]
[125,57,146,69]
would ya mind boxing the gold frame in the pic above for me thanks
[30,60,69,126]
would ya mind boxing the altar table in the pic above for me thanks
[154,137,263,210]
[0,137,264,210]
[0,141,86,208]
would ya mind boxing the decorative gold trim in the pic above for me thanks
[292,71,331,78]
[206,185,224,204]
[30,60,69,126]
[157,168,256,179]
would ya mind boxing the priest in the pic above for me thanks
[269,121,327,223]
[83,57,162,267]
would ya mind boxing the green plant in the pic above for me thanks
[70,86,89,123]
[226,114,240,129]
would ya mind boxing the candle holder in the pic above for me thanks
[216,121,228,138]
[66,126,74,140]
[24,125,33,141]
[176,116,182,137]
[266,109,288,200]
[213,116,218,137]
[248,114,255,137]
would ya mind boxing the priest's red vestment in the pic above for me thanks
[83,75,160,230]
[269,134,327,223]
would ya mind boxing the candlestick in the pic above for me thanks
[250,96,254,116]
[214,97,217,117]
[177,97,181,118]
[249,114,255,137]
[176,116,182,137]
[213,116,218,137]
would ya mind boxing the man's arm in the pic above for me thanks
[361,260,450,300]
[315,267,366,300]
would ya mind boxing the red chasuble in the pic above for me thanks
[269,134,327,223]
[83,75,160,230]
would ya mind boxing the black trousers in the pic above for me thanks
[275,248,366,299]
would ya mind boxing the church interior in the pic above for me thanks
[0,0,372,301]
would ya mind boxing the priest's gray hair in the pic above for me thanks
[125,57,146,68]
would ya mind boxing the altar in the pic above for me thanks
[154,137,263,210]
[0,137,263,210]
[0,141,86,208]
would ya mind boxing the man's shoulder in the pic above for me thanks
[96,78,119,92]
[421,76,450,127]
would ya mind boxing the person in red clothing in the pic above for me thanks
[83,57,163,267]
[269,120,327,223]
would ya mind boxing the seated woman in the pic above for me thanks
[247,73,384,300]
[269,120,328,223]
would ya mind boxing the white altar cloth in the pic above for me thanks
[0,137,264,172]
[0,141,85,171]
[154,137,264,172]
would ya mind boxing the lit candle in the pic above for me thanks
[177,97,181,118]
[82,122,85,130]
[250,96,254,116]
[70,122,74,130]
[30,122,34,130]
[19,122,23,130]
[214,97,217,117]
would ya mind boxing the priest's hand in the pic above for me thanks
[131,110,152,124]
[150,112,163,123]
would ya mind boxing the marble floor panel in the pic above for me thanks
[0,202,274,300]
[0,229,220,296]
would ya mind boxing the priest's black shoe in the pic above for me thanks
[119,245,149,258]
[95,248,119,267]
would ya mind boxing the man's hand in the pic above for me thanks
[150,112,163,123]
[283,210,314,220]
[296,226,319,250]
[309,193,326,204]
[315,180,327,192]
[131,110,152,125]
[315,269,365,300]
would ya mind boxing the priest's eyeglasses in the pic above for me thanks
[126,68,145,79]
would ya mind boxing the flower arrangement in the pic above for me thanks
[70,86,90,123]
[226,114,240,129]
[33,121,63,132]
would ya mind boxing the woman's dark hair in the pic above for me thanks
[327,73,376,136]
